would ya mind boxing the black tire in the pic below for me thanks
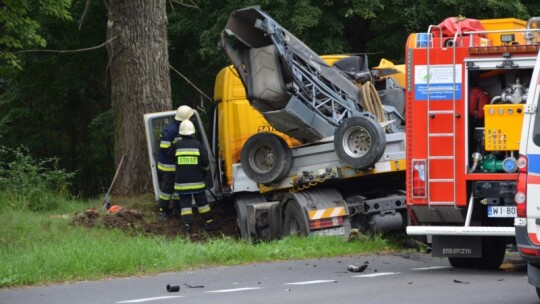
[334,116,386,168]
[448,257,476,269]
[474,237,506,270]
[281,201,309,236]
[241,133,292,184]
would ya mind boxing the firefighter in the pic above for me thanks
[172,120,220,234]
[157,105,194,219]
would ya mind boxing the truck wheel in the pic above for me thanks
[334,116,386,168]
[241,133,292,184]
[448,257,476,268]
[474,237,506,270]
[282,200,309,236]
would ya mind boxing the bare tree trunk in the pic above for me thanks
[106,0,171,195]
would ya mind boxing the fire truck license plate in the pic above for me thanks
[487,206,516,218]
[311,227,345,236]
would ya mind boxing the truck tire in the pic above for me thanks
[334,116,386,168]
[241,133,292,184]
[474,236,506,270]
[282,200,309,236]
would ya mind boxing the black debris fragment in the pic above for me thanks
[347,264,368,273]
[453,279,469,284]
[183,283,204,288]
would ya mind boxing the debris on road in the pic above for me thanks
[183,283,204,288]
[347,264,368,273]
[166,284,180,292]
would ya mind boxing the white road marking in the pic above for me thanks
[285,280,337,285]
[411,266,452,271]
[206,287,262,293]
[116,296,183,303]
[352,272,399,278]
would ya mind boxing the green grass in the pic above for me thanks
[0,148,408,288]
[0,204,403,288]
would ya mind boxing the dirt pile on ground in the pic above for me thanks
[72,205,239,241]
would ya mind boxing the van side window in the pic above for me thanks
[534,93,540,146]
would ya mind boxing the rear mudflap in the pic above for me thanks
[432,235,482,258]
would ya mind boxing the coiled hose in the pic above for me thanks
[359,81,386,123]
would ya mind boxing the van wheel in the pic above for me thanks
[334,116,386,168]
[241,133,292,184]
[282,200,309,236]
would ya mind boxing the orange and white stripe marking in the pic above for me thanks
[308,207,346,220]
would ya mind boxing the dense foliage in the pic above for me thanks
[0,146,74,211]
[1,0,539,197]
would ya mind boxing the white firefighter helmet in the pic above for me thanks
[179,120,196,136]
[175,105,194,121]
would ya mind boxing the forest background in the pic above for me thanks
[1,0,539,199]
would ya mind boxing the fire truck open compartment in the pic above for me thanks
[406,16,540,268]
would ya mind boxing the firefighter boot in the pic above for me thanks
[203,219,220,231]
[181,223,192,236]
[158,200,171,220]
[181,212,194,236]
[171,199,181,220]
[199,205,220,231]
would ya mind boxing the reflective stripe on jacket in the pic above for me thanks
[173,136,209,194]
[157,120,180,172]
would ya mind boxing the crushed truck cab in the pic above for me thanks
[145,6,408,241]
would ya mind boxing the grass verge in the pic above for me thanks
[0,207,403,288]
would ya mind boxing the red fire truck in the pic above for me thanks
[405,17,540,269]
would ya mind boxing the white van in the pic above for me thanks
[516,48,540,298]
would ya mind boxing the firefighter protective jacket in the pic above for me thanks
[172,135,210,193]
[157,120,180,172]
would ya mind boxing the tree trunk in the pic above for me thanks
[106,0,171,195]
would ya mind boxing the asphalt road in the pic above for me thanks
[1,251,537,304]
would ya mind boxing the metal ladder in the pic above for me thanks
[425,25,458,207]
